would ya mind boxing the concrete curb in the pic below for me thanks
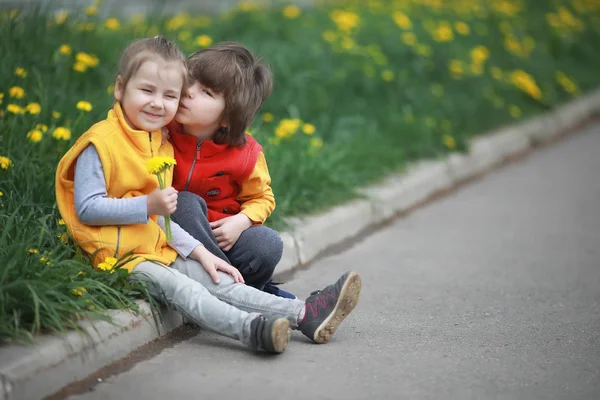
[2,88,600,400]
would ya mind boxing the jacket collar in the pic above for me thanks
[109,102,162,155]
[169,123,229,157]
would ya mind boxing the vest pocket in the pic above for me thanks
[198,174,236,201]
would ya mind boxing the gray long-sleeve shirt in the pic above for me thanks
[74,144,201,259]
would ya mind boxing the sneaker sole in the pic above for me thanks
[313,272,362,344]
[270,318,291,353]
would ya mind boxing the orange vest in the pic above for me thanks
[55,103,178,272]
[170,126,262,222]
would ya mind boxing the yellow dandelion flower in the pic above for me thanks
[401,32,417,46]
[330,10,360,32]
[76,100,93,112]
[26,102,41,115]
[0,191,3,197]
[381,70,395,82]
[98,256,117,272]
[35,123,48,132]
[27,129,43,143]
[283,5,301,19]
[0,93,3,105]
[392,11,412,30]
[555,71,579,95]
[7,104,25,114]
[28,248,39,254]
[52,111,61,119]
[86,5,98,16]
[275,119,301,139]
[432,22,453,42]
[59,44,72,55]
[40,256,51,265]
[455,21,470,35]
[52,127,72,141]
[0,156,13,170]
[73,62,87,72]
[509,70,542,100]
[57,233,69,244]
[509,104,521,118]
[105,17,120,30]
[449,59,464,77]
[55,10,68,25]
[58,218,65,225]
[195,34,213,48]
[147,157,177,174]
[72,286,87,296]
[302,123,316,135]
[309,137,324,149]
[262,112,274,122]
[443,134,456,149]
[9,86,25,99]
[15,67,27,78]
[75,52,99,68]
[470,45,489,64]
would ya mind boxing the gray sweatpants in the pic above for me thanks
[131,257,305,347]
[171,191,283,290]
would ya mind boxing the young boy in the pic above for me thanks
[168,42,293,298]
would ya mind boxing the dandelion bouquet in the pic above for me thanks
[147,156,177,241]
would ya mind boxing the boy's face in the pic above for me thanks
[175,81,226,139]
[114,59,183,132]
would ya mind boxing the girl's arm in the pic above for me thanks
[74,145,203,259]
[236,152,276,224]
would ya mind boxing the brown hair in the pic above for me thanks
[117,36,188,95]
[186,42,273,146]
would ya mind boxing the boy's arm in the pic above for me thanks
[236,152,275,225]
[74,145,202,258]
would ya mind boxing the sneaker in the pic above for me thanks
[299,271,362,344]
[249,315,290,353]
[263,280,297,299]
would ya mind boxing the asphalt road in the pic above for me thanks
[68,123,600,400]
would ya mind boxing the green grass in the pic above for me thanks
[1,0,600,342]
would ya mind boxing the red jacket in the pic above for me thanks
[169,127,262,222]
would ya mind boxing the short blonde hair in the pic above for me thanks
[117,36,188,94]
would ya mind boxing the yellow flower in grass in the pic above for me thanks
[470,45,489,64]
[401,32,417,46]
[58,218,66,225]
[330,10,360,32]
[195,35,213,48]
[262,112,274,122]
[449,60,464,78]
[0,93,3,104]
[73,62,87,72]
[28,248,39,254]
[105,17,120,30]
[15,67,27,78]
[52,127,71,141]
[443,134,456,149]
[98,256,118,273]
[302,123,316,135]
[27,129,43,143]
[57,233,69,244]
[86,5,98,16]
[275,119,301,139]
[0,156,14,170]
[7,104,25,115]
[52,111,61,119]
[9,86,25,99]
[509,70,542,100]
[392,11,412,30]
[59,44,72,55]
[72,286,87,296]
[432,22,453,42]
[40,256,51,265]
[455,21,470,35]
[36,123,48,132]
[55,10,68,25]
[0,190,3,197]
[76,100,93,112]
[555,71,579,95]
[76,52,99,68]
[26,102,41,115]
[283,5,301,19]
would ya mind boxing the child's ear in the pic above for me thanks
[113,75,124,102]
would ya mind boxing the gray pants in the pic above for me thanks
[131,258,305,347]
[171,191,283,290]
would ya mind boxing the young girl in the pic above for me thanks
[168,42,293,298]
[55,37,362,354]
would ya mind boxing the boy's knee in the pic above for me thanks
[176,191,208,215]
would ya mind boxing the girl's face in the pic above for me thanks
[114,59,184,132]
[175,81,226,140]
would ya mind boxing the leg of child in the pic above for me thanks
[131,260,290,353]
[225,225,282,290]
[171,257,362,344]
[170,191,229,262]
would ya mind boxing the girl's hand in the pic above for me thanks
[210,214,253,251]
[191,245,244,284]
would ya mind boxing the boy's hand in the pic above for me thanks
[160,126,170,145]
[191,245,244,284]
[147,187,178,216]
[210,214,252,251]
